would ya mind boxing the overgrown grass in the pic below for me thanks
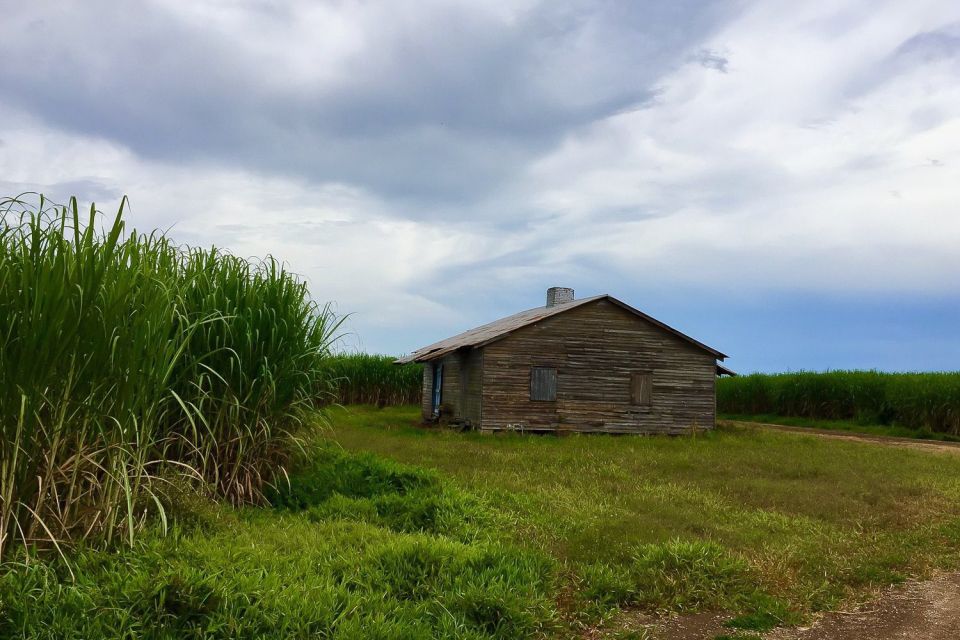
[268,443,495,543]
[0,444,558,639]
[328,406,960,632]
[7,405,960,637]
[0,521,558,639]
[323,354,423,406]
[718,371,960,434]
[0,194,340,560]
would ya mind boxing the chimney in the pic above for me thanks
[546,287,574,307]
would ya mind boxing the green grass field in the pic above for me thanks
[326,407,960,628]
[6,405,960,639]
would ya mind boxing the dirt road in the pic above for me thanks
[724,420,960,456]
[624,573,960,640]
[768,572,960,640]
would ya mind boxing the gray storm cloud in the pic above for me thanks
[0,0,730,206]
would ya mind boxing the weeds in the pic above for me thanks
[575,540,760,619]
[269,443,494,542]
[0,447,558,640]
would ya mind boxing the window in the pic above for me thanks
[530,367,557,401]
[631,372,652,406]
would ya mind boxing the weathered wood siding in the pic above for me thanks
[440,353,461,416]
[420,349,483,426]
[480,299,716,434]
[420,365,433,420]
[459,348,483,427]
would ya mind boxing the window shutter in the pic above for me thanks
[530,367,557,401]
[631,372,652,406]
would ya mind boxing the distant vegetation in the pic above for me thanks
[0,195,341,561]
[718,371,960,435]
[324,354,423,406]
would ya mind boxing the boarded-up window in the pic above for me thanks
[530,367,557,401]
[631,372,652,406]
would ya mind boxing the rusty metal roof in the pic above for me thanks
[395,294,726,364]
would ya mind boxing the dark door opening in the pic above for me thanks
[431,362,443,417]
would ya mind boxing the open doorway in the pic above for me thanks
[431,361,443,417]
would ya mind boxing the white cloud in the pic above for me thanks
[526,0,960,293]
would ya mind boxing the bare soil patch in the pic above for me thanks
[651,611,731,639]
[595,573,960,639]
[582,609,732,640]
[768,572,960,640]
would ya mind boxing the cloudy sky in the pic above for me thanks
[2,0,959,372]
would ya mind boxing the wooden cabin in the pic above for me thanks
[395,288,731,434]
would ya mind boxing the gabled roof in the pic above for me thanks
[395,294,726,364]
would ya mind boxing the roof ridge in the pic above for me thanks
[395,294,725,364]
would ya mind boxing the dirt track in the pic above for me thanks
[632,573,960,639]
[725,420,960,456]
[768,572,960,640]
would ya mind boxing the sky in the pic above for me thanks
[1,0,959,373]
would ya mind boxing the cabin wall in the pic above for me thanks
[420,349,482,426]
[460,349,483,427]
[480,299,716,434]
[440,354,462,414]
[420,366,433,420]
